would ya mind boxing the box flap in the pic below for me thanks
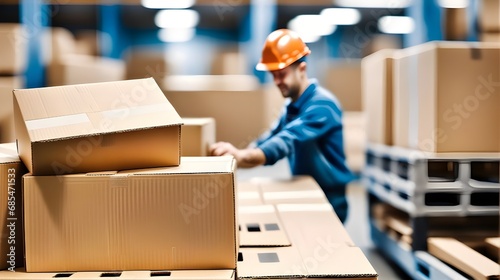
[238,205,291,247]
[119,156,236,175]
[13,78,182,142]
[0,142,19,164]
[182,117,215,126]
[237,247,306,279]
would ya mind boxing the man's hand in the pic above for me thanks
[209,142,266,168]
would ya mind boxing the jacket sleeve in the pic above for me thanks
[257,101,342,165]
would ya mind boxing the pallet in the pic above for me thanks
[363,143,500,217]
[428,237,500,280]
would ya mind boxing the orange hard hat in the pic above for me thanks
[256,29,311,71]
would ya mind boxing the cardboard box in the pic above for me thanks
[163,75,284,149]
[393,41,500,152]
[238,205,291,247]
[0,77,23,143]
[443,8,468,41]
[361,49,395,145]
[23,156,238,272]
[210,48,248,75]
[343,111,367,172]
[0,24,27,75]
[125,48,169,83]
[0,268,235,279]
[14,78,182,175]
[47,54,125,86]
[479,0,500,32]
[0,143,28,271]
[237,180,263,206]
[480,32,500,42]
[181,118,216,156]
[253,176,329,205]
[237,204,376,279]
[322,60,362,111]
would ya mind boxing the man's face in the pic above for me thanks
[270,65,301,101]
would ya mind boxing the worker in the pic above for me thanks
[209,29,354,223]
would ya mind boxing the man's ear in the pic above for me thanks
[299,61,307,72]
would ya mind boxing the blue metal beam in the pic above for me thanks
[20,0,48,88]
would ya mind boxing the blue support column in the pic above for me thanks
[20,0,48,88]
[243,0,277,84]
[99,4,127,59]
[404,0,442,47]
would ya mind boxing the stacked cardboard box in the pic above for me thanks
[0,24,27,143]
[9,77,239,274]
[478,0,500,42]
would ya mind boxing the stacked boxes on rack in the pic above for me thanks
[0,23,27,143]
[361,41,500,279]
[7,77,239,276]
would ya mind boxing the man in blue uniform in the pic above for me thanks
[209,29,354,223]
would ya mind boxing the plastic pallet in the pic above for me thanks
[365,142,500,193]
[363,143,500,217]
[414,251,468,280]
[364,177,499,217]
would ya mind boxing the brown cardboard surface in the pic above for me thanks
[0,24,27,75]
[237,246,377,279]
[210,49,248,75]
[480,32,500,42]
[181,118,216,156]
[428,237,500,280]
[247,176,329,204]
[343,111,366,172]
[162,75,284,149]
[276,204,355,248]
[393,41,500,152]
[0,76,24,88]
[362,49,395,145]
[479,0,500,32]
[0,87,15,143]
[322,60,362,111]
[0,268,235,279]
[125,48,169,83]
[443,8,468,41]
[47,54,125,86]
[23,156,238,272]
[238,205,291,247]
[237,180,263,206]
[0,143,28,270]
[14,78,182,175]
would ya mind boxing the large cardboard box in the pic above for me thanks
[181,118,216,156]
[479,0,500,32]
[361,49,395,145]
[23,156,238,272]
[0,143,28,271]
[14,78,182,175]
[0,268,235,279]
[322,60,362,111]
[238,205,291,247]
[47,54,125,86]
[0,24,27,75]
[163,75,284,149]
[0,268,236,280]
[393,41,500,153]
[0,77,23,143]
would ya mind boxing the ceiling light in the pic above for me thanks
[437,0,469,8]
[288,15,336,41]
[142,0,195,9]
[378,16,415,34]
[158,28,195,43]
[320,8,361,25]
[155,9,199,29]
[335,0,412,8]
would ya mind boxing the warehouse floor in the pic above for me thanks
[237,159,411,280]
